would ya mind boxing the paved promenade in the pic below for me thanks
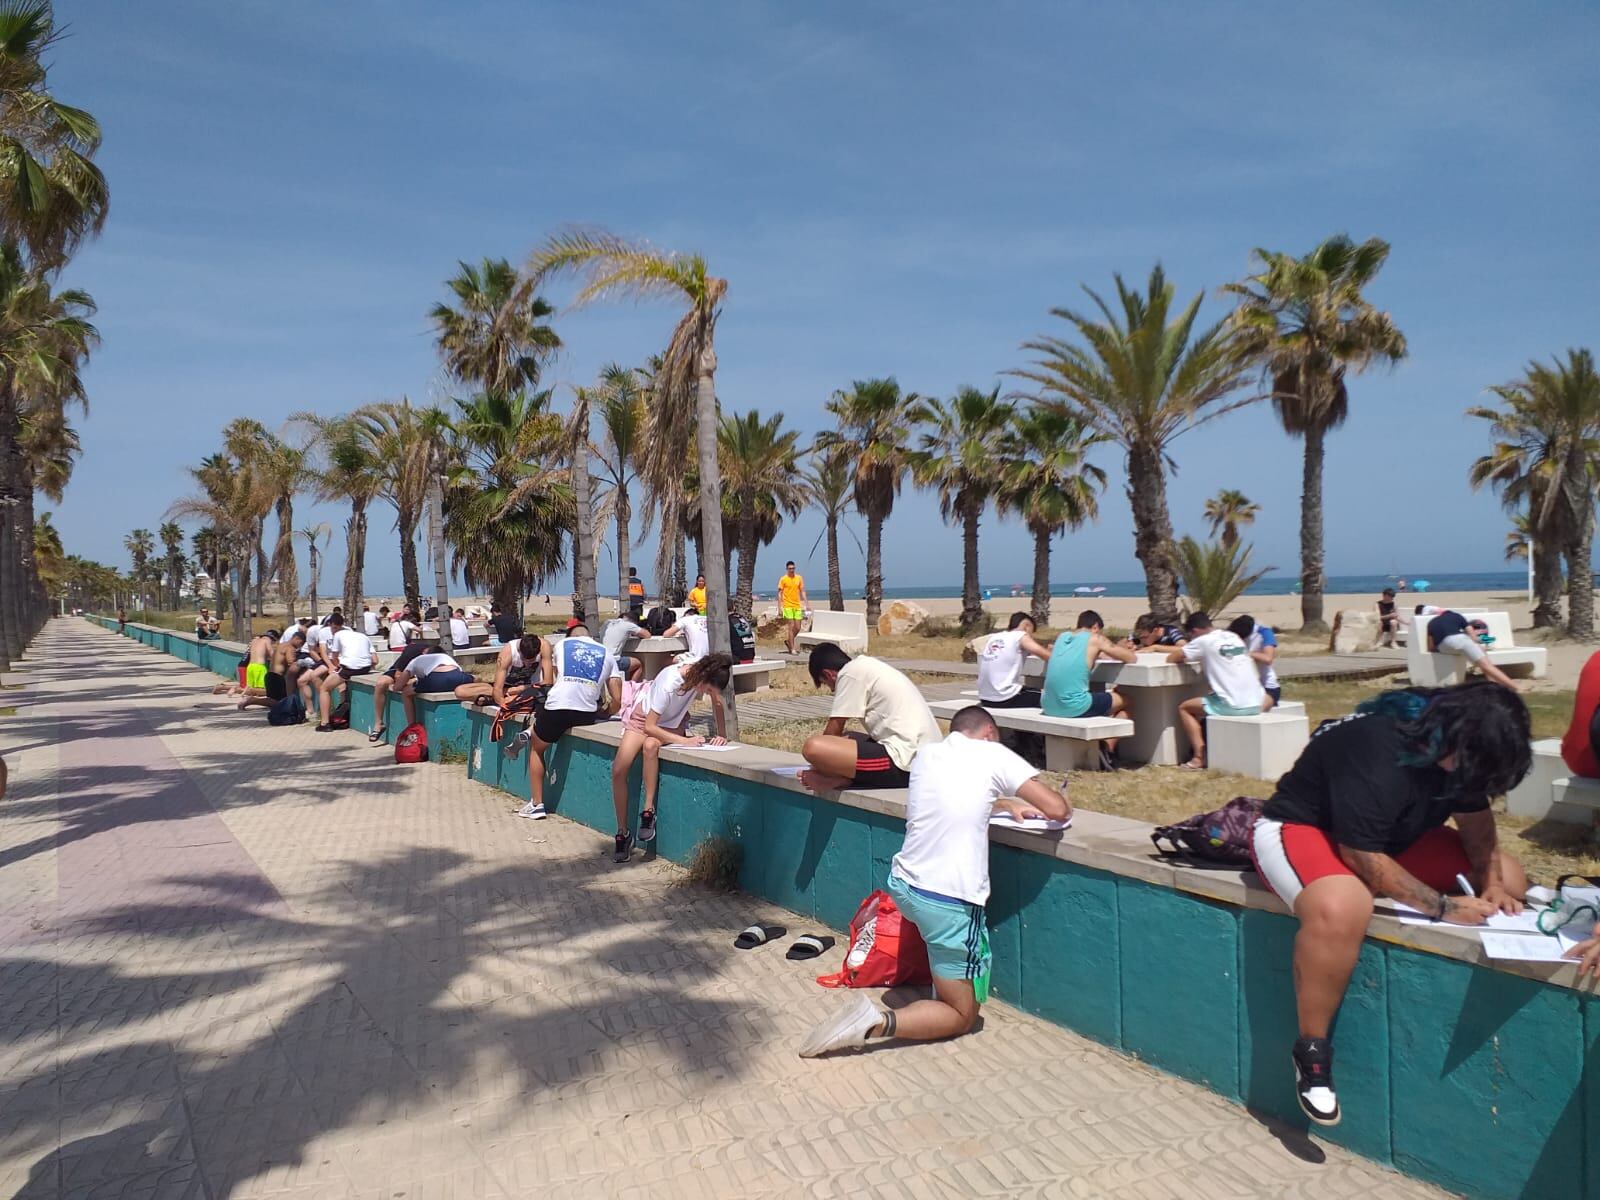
[0,622,1449,1199]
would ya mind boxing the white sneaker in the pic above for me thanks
[515,801,546,820]
[798,994,881,1058]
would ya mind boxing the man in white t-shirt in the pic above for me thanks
[449,608,471,649]
[664,610,709,664]
[976,612,1054,706]
[800,643,940,791]
[312,612,376,731]
[362,605,380,637]
[506,619,621,819]
[388,613,418,650]
[1167,611,1267,769]
[799,706,1070,1057]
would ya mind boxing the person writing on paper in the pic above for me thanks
[1041,610,1135,768]
[608,653,732,863]
[799,706,1069,1057]
[801,643,941,791]
[1249,682,1531,1128]
[1168,611,1268,769]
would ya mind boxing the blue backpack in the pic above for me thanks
[267,693,306,726]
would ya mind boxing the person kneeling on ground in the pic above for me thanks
[393,648,495,729]
[609,653,731,863]
[1249,682,1530,1127]
[799,705,1070,1057]
[1040,609,1135,768]
[368,639,439,741]
[976,612,1054,709]
[800,643,940,793]
[1425,609,1525,693]
[230,629,281,710]
[313,612,375,732]
[1169,611,1269,770]
[506,619,621,821]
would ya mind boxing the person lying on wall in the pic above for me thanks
[800,642,940,793]
[368,638,439,742]
[1248,681,1531,1129]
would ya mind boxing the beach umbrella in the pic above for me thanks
[1413,579,1431,592]
[1074,586,1093,594]
[1091,586,1106,593]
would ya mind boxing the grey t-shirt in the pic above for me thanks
[600,619,646,655]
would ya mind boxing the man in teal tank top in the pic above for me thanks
[1041,612,1136,763]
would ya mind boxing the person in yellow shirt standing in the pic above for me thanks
[687,573,707,615]
[778,560,808,654]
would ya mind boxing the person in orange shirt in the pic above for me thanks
[777,561,808,654]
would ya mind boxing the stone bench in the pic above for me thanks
[731,658,784,693]
[1405,610,1548,686]
[1506,737,1600,825]
[929,697,1133,771]
[1205,710,1310,781]
[794,610,868,655]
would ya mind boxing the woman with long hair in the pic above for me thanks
[609,653,731,863]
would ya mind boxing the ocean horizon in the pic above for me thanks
[858,570,1530,602]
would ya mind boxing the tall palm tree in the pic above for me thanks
[999,406,1109,627]
[157,521,184,609]
[1471,350,1600,638]
[1203,488,1259,550]
[718,409,806,617]
[297,522,331,621]
[567,386,600,623]
[803,449,862,612]
[910,386,1015,632]
[256,433,307,621]
[169,456,257,637]
[591,363,646,613]
[526,230,736,687]
[191,527,226,623]
[1014,266,1253,623]
[123,528,153,611]
[357,399,431,612]
[219,417,278,617]
[32,508,61,603]
[815,377,923,626]
[1468,392,1567,628]
[295,413,384,620]
[1225,235,1408,632]
[430,258,560,394]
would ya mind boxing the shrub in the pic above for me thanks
[683,835,742,892]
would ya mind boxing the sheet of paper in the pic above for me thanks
[1391,904,1545,934]
[990,813,1072,832]
[1479,933,1571,962]
[768,765,807,777]
[679,742,740,752]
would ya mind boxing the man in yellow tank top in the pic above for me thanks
[777,561,808,653]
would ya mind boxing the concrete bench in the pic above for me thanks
[1205,710,1310,781]
[795,609,868,655]
[1506,737,1600,825]
[930,697,1134,771]
[1405,609,1547,686]
[730,658,784,693]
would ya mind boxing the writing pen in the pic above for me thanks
[1456,873,1476,898]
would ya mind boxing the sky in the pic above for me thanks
[46,1,1600,596]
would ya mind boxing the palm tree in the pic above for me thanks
[32,509,61,604]
[1203,489,1259,550]
[803,449,861,612]
[718,409,806,617]
[526,230,736,683]
[1014,266,1254,623]
[357,399,431,613]
[295,413,384,620]
[1174,536,1273,617]
[157,521,184,609]
[815,377,923,626]
[591,363,646,614]
[1470,350,1600,637]
[999,406,1109,627]
[297,522,331,621]
[123,528,153,611]
[169,455,257,637]
[429,258,560,394]
[1225,235,1408,632]
[910,386,1015,632]
[191,527,226,622]
[1468,392,1567,628]
[567,386,600,623]
[256,433,307,622]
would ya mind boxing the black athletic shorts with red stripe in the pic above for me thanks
[846,731,911,788]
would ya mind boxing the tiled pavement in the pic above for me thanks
[0,622,1452,1199]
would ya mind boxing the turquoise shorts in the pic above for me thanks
[887,873,991,1004]
[1203,694,1261,718]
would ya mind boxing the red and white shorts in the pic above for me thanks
[1250,819,1472,909]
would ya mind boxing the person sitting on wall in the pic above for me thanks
[798,705,1070,1057]
[492,633,544,707]
[367,638,439,741]
[310,612,374,732]
[1249,682,1531,1127]
[1123,612,1186,649]
[1168,611,1269,770]
[1040,609,1136,768]
[1424,609,1525,693]
[800,643,940,792]
[390,648,494,730]
[195,608,213,639]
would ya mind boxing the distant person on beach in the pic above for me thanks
[777,561,808,654]
[1229,614,1281,704]
[117,608,125,634]
[1560,650,1600,779]
[1041,610,1136,767]
[1424,610,1524,692]
[798,705,1070,1058]
[1125,612,1185,649]
[1169,612,1267,769]
[688,574,707,615]
[976,612,1054,708]
[626,567,646,619]
[600,615,648,682]
[491,634,543,707]
[800,643,940,791]
[1376,588,1399,646]
[1250,683,1530,1126]
[506,619,620,821]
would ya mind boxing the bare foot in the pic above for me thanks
[798,769,851,794]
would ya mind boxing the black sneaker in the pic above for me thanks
[638,809,657,843]
[1098,743,1120,772]
[612,832,633,863]
[1292,1037,1341,1126]
[315,724,333,733]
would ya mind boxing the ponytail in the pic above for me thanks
[682,652,733,692]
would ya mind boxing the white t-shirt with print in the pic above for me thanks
[546,635,616,712]
[1182,630,1264,709]
[329,628,374,670]
[890,732,1039,906]
[676,614,709,662]
[644,663,698,730]
[976,629,1032,702]
[829,655,941,771]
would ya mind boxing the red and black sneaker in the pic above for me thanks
[1292,1037,1340,1126]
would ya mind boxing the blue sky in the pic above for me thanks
[48,1,1600,595]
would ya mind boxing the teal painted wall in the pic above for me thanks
[86,617,1595,1200]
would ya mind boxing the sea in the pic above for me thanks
[860,571,1530,602]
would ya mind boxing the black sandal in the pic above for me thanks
[734,924,786,950]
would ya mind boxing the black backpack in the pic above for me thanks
[643,605,674,636]
[329,695,352,730]
[1150,796,1264,867]
[267,693,306,726]
[729,614,755,663]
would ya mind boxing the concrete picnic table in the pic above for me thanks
[1017,650,1205,766]
[624,635,687,680]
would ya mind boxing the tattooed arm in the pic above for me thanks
[1338,847,1497,925]
[1455,808,1521,913]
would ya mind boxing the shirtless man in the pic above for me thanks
[231,629,281,709]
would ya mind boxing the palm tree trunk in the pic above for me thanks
[307,545,318,622]
[397,506,420,614]
[254,522,267,617]
[213,549,225,627]
[826,514,844,611]
[735,498,757,619]
[1298,424,1329,633]
[1030,523,1051,628]
[276,498,298,624]
[672,526,687,600]
[571,403,599,624]
[865,511,885,626]
[20,486,42,641]
[343,501,367,620]
[694,345,738,737]
[429,472,449,621]
[615,487,631,617]
[1533,531,1564,628]
[236,537,253,635]
[1566,449,1595,639]
[0,367,22,664]
[960,497,982,632]
[1127,443,1179,623]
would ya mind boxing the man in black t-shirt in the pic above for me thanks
[1424,610,1523,692]
[1249,683,1531,1129]
[488,604,522,646]
[1376,588,1398,646]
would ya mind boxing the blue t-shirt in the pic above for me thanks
[1041,630,1094,718]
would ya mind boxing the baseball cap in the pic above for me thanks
[565,618,585,631]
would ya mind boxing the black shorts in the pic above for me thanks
[266,672,287,701]
[846,732,911,789]
[533,705,597,745]
[339,665,373,682]
[983,688,1042,709]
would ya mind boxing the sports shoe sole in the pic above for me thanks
[515,806,546,820]
[798,994,880,1058]
[1294,1064,1342,1126]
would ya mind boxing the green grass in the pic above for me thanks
[0,706,15,717]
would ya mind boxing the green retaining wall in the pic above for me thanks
[84,614,1598,1199]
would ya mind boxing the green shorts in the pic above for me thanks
[887,873,990,1004]
[1203,694,1261,718]
[246,662,268,690]
[782,606,805,622]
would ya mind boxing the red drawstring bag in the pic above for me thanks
[394,723,428,764]
[815,890,931,989]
